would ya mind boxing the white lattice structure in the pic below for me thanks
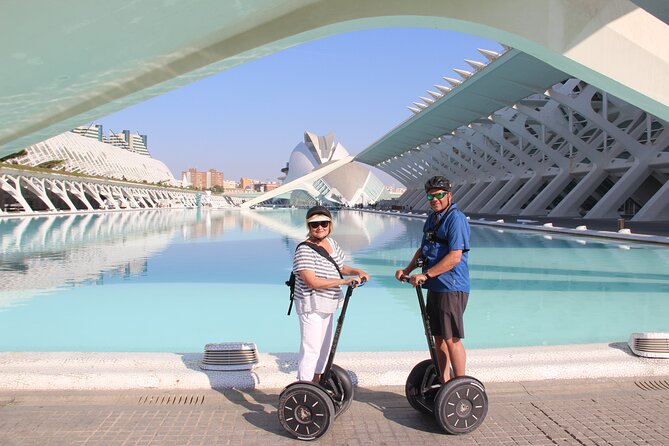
[357,49,669,222]
[8,132,172,184]
[0,168,236,214]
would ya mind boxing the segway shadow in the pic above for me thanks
[402,277,488,435]
[278,279,364,440]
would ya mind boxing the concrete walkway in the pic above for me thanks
[1,377,668,445]
[2,343,669,445]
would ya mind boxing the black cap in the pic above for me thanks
[424,176,452,192]
[306,205,332,222]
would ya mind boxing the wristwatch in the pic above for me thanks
[425,271,432,280]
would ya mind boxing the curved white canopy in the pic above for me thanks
[1,0,667,160]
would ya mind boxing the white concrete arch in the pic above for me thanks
[0,0,667,156]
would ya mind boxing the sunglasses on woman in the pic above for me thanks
[308,221,330,229]
[426,192,448,200]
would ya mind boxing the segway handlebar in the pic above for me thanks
[399,275,424,286]
[320,278,366,384]
[347,276,366,288]
[399,275,442,380]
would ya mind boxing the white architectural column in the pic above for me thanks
[83,183,108,209]
[122,188,141,209]
[111,186,130,209]
[492,114,569,215]
[21,177,58,211]
[45,179,77,211]
[456,131,520,212]
[450,133,512,212]
[586,121,669,219]
[67,181,94,211]
[633,178,669,221]
[0,174,33,212]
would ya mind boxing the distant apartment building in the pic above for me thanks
[255,182,280,192]
[72,124,103,141]
[221,178,278,194]
[72,125,151,157]
[108,130,150,157]
[182,168,225,190]
[240,177,254,190]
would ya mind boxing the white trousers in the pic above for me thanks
[297,311,335,381]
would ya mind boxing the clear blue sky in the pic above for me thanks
[96,27,504,186]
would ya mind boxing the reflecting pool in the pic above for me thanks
[1,209,668,352]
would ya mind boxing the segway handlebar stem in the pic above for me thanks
[320,279,365,384]
[400,275,442,380]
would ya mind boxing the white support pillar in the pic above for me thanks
[0,174,33,212]
[480,177,526,214]
[586,122,669,219]
[632,178,669,221]
[67,181,94,211]
[549,169,608,217]
[521,171,572,216]
[45,179,77,211]
[585,164,651,219]
[98,185,119,209]
[459,181,491,211]
[83,183,107,209]
[21,176,58,211]
[467,179,509,212]
[112,186,130,208]
[500,175,546,215]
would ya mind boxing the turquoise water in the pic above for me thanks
[1,209,668,352]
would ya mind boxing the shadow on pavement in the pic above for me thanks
[352,386,443,434]
[608,341,636,357]
[217,387,289,438]
[178,353,290,438]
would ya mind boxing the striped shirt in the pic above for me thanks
[292,237,346,315]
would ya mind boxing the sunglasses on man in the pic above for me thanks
[426,192,449,200]
[308,221,330,229]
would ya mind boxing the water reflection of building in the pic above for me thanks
[239,208,417,255]
[0,210,237,307]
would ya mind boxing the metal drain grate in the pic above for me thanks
[138,394,205,405]
[634,380,669,391]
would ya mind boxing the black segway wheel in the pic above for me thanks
[278,383,335,440]
[321,364,354,416]
[405,359,440,414]
[434,376,488,435]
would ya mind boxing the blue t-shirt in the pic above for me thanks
[420,203,470,292]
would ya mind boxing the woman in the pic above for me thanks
[292,205,370,382]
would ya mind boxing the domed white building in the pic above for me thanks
[277,131,388,207]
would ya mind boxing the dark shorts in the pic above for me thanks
[426,290,469,339]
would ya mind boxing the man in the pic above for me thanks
[395,176,471,382]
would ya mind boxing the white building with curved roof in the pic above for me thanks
[7,131,177,185]
[268,131,387,207]
[356,47,669,222]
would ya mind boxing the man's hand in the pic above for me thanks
[408,274,427,287]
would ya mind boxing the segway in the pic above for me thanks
[278,279,364,440]
[402,276,488,434]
